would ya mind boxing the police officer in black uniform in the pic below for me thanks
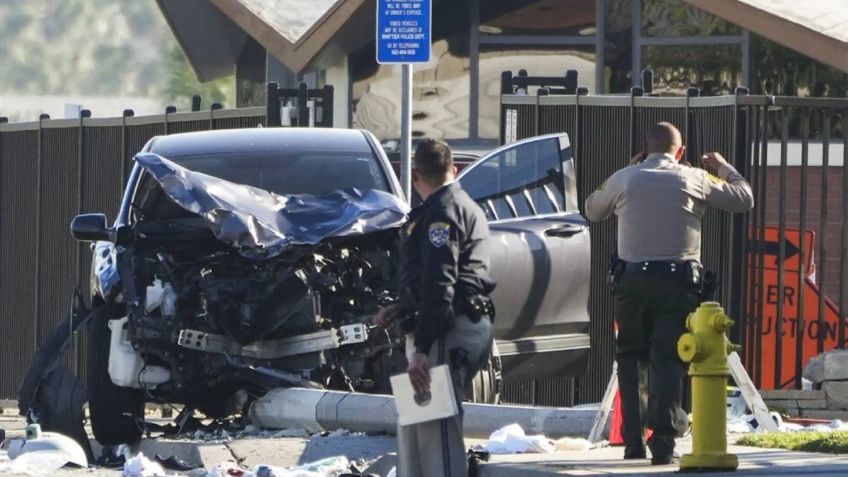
[375,139,496,477]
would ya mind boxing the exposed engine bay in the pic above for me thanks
[94,153,412,416]
[110,226,405,415]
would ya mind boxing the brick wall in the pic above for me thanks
[762,166,847,304]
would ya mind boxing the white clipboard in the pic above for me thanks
[390,364,459,426]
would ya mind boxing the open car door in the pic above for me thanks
[458,134,590,380]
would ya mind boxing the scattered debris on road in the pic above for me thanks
[482,423,556,454]
[204,455,351,477]
[123,453,168,477]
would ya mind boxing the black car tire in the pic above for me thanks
[468,340,502,404]
[87,310,145,446]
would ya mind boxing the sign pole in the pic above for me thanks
[401,63,413,203]
[376,0,431,204]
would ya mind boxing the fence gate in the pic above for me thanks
[498,70,848,406]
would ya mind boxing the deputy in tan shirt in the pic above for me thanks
[585,122,753,465]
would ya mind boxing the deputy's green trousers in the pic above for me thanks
[614,271,700,458]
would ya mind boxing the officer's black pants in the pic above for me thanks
[614,272,700,458]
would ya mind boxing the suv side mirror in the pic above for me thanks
[70,213,110,242]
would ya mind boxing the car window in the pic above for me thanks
[460,137,565,220]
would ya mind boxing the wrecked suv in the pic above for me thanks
[20,128,590,448]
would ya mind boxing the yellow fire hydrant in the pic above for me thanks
[677,301,741,471]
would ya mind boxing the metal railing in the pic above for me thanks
[499,69,848,405]
[0,82,332,398]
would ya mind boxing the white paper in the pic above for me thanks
[391,364,458,426]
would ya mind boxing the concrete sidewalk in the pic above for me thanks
[480,441,848,476]
[5,410,848,476]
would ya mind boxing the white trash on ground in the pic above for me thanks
[484,423,556,454]
[123,452,170,477]
[0,448,71,476]
[208,456,350,477]
[553,436,593,451]
[1,425,89,476]
[727,408,848,434]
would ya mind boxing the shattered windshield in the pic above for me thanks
[166,151,391,195]
[132,153,407,258]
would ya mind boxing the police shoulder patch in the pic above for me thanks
[428,222,450,248]
[706,173,726,186]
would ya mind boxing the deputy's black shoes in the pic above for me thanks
[623,445,647,459]
[648,435,677,465]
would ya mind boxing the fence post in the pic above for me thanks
[534,88,547,137]
[817,110,831,354]
[500,71,513,95]
[500,71,513,145]
[629,86,644,156]
[752,97,773,387]
[321,85,334,127]
[210,102,222,130]
[121,110,134,188]
[33,113,49,349]
[191,95,202,112]
[574,87,588,191]
[164,105,176,135]
[684,88,700,166]
[774,102,793,389]
[74,109,91,371]
[728,86,750,348]
[297,82,309,127]
[515,69,529,95]
[641,69,654,95]
[564,69,578,95]
[266,82,281,127]
[794,106,811,388]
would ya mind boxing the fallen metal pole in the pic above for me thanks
[248,388,601,439]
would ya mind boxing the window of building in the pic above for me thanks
[604,0,633,93]
[642,44,742,95]
[641,0,740,37]
[478,45,596,139]
[480,0,596,36]
[751,35,848,98]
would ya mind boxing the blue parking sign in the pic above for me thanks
[376,0,431,64]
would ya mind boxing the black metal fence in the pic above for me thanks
[498,70,848,406]
[0,83,332,399]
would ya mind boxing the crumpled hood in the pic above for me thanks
[135,153,408,259]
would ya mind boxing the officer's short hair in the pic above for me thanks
[646,122,682,154]
[413,139,453,181]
